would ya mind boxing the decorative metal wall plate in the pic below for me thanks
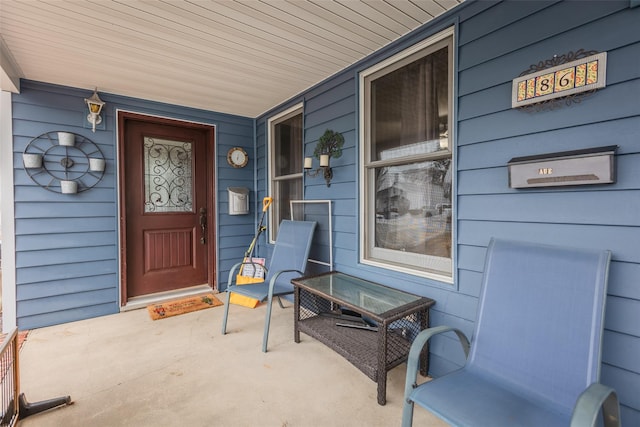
[23,131,106,193]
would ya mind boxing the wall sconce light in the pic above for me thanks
[84,88,105,132]
[304,129,344,187]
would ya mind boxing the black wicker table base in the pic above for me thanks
[292,272,435,405]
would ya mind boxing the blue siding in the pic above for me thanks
[12,80,254,329]
[453,8,640,424]
[256,0,640,422]
[9,0,639,422]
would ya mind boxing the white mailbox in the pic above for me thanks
[228,187,249,215]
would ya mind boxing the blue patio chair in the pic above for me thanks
[221,220,316,352]
[402,238,620,427]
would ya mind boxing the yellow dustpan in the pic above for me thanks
[230,259,266,308]
[230,197,272,308]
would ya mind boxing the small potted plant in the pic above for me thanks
[314,129,344,162]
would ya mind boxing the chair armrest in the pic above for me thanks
[570,383,620,427]
[267,269,304,293]
[404,326,470,400]
[226,262,243,287]
[227,261,271,288]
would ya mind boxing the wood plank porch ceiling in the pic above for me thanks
[0,0,462,117]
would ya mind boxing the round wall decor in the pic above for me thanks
[227,147,248,168]
[22,131,106,194]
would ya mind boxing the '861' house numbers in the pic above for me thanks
[512,51,607,109]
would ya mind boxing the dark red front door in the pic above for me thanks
[121,114,214,301]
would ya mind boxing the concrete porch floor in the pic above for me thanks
[16,296,448,427]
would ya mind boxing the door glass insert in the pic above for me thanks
[144,136,193,213]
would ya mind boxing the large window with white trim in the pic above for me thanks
[268,104,303,242]
[360,29,454,281]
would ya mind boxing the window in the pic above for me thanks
[359,29,454,281]
[268,104,304,242]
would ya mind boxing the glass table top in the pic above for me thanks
[293,272,426,315]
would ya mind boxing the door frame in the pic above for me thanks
[117,110,217,306]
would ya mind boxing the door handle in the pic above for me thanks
[199,207,207,244]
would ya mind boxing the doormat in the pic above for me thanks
[147,293,223,320]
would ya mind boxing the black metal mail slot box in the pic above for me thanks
[508,145,617,188]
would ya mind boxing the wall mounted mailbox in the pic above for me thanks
[508,145,617,189]
[228,187,249,215]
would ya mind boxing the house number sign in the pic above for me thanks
[512,51,607,108]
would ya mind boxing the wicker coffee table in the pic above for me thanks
[292,271,435,405]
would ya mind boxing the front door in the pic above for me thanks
[119,112,215,303]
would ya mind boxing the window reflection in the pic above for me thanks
[361,31,453,277]
[375,157,452,258]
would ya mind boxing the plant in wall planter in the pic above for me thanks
[314,129,344,160]
[304,129,345,187]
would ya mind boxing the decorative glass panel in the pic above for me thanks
[144,137,193,213]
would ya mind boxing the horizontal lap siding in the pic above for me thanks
[13,80,253,329]
[12,82,119,330]
[254,73,358,268]
[255,0,639,422]
[456,1,640,423]
[304,74,358,273]
[216,116,255,289]
[250,111,270,269]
